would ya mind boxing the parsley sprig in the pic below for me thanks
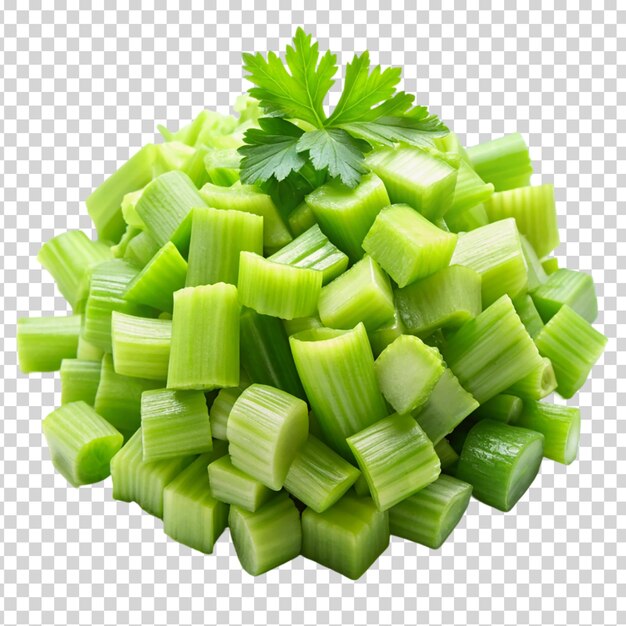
[239,29,449,191]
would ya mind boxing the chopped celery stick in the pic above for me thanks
[227,384,309,490]
[17,315,81,373]
[512,293,545,339]
[514,401,581,465]
[162,443,229,553]
[456,420,544,511]
[484,184,559,257]
[288,202,317,236]
[141,389,212,461]
[94,354,161,436]
[178,145,211,188]
[284,435,361,513]
[135,170,206,249]
[167,284,240,390]
[520,234,548,291]
[473,394,523,423]
[208,455,273,512]
[282,314,323,337]
[43,401,123,487]
[305,173,390,263]
[434,438,459,472]
[317,255,394,331]
[445,202,490,233]
[124,242,188,314]
[347,414,441,511]
[466,133,533,192]
[374,335,445,414]
[76,336,104,362]
[204,148,240,186]
[395,265,482,336]
[442,295,543,403]
[413,368,479,445]
[450,218,527,307]
[37,230,112,310]
[87,144,157,243]
[534,305,607,399]
[446,160,494,217]
[366,147,458,221]
[238,252,322,320]
[268,224,349,285]
[83,259,155,353]
[531,268,598,324]
[155,140,196,173]
[186,207,263,287]
[60,359,101,406]
[209,385,248,441]
[229,492,302,576]
[111,312,171,381]
[199,182,292,250]
[389,475,472,549]
[368,306,406,358]
[506,357,557,400]
[120,188,146,228]
[363,204,458,288]
[433,130,470,161]
[301,492,389,580]
[124,231,160,268]
[240,308,305,399]
[290,324,388,458]
[541,257,559,275]
[110,428,195,518]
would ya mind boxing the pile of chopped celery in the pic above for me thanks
[18,33,606,580]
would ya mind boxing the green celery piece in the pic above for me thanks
[484,184,559,258]
[162,444,229,554]
[434,438,459,472]
[531,268,598,324]
[287,202,318,237]
[534,305,607,399]
[506,357,557,400]
[366,147,458,221]
[17,315,81,373]
[238,252,322,320]
[204,148,241,186]
[179,145,211,188]
[282,314,323,337]
[433,131,470,162]
[82,259,156,353]
[87,144,158,243]
[208,455,273,512]
[473,394,523,423]
[141,388,212,462]
[124,231,160,268]
[199,182,292,251]
[110,428,196,518]
[442,295,543,404]
[268,224,349,285]
[512,293,545,339]
[413,368,479,445]
[347,414,441,511]
[374,335,445,415]
[541,257,559,275]
[240,308,306,399]
[209,385,249,441]
[456,420,544,511]
[513,401,581,465]
[290,324,388,459]
[520,234,549,291]
[389,475,472,549]
[446,203,490,234]
[317,255,395,332]
[135,170,206,251]
[367,306,406,358]
[60,359,101,406]
[186,206,263,287]
[111,225,141,259]
[37,230,112,310]
[43,401,123,487]
[120,188,146,228]
[167,284,240,390]
[466,133,533,192]
[283,435,361,514]
[229,492,302,576]
[451,218,527,307]
[124,242,188,314]
[94,354,161,436]
[445,160,494,220]
[301,492,389,580]
[227,384,309,491]
[111,312,171,381]
[363,204,458,288]
[155,140,197,173]
[304,172,390,263]
[76,336,105,362]
[395,265,482,336]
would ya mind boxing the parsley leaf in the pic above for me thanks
[242,28,337,127]
[239,118,306,183]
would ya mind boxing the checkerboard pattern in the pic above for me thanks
[1,2,624,625]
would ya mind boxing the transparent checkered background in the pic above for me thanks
[1,2,624,625]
